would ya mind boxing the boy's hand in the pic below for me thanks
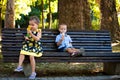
[61,35,64,41]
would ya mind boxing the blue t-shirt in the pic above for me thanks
[55,33,73,49]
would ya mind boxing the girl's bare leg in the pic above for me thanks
[29,56,36,73]
[18,54,25,67]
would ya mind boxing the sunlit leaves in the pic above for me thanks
[88,0,100,30]
[15,0,37,19]
[116,0,120,12]
[1,0,7,19]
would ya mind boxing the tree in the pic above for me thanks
[89,0,101,30]
[58,0,91,30]
[48,0,52,29]
[4,0,15,28]
[0,0,2,29]
[100,0,120,41]
[0,0,6,29]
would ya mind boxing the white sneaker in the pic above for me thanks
[14,66,23,72]
[29,72,36,79]
[71,52,76,56]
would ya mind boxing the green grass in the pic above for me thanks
[36,63,103,77]
[0,62,103,77]
[112,43,120,52]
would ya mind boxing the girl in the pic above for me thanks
[14,16,43,79]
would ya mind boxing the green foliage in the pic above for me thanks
[1,0,7,19]
[16,6,41,28]
[88,0,120,29]
[15,0,37,19]
[16,0,58,29]
[51,19,58,29]
[91,20,100,30]
[116,0,120,25]
[118,16,120,25]
[116,0,120,12]
[1,0,58,28]
[46,12,58,22]
[88,0,100,30]
[1,0,37,20]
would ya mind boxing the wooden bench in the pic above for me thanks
[1,28,120,75]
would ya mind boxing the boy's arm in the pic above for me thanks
[56,39,63,46]
[56,35,64,46]
[69,35,72,42]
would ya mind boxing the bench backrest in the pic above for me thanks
[42,30,112,53]
[2,28,113,62]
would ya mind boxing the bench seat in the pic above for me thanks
[1,28,120,63]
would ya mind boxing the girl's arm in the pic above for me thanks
[28,29,41,41]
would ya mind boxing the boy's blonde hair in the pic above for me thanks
[59,24,67,29]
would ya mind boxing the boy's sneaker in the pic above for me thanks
[14,66,23,72]
[71,52,76,57]
[29,72,36,79]
[71,48,85,57]
[71,52,81,57]
[79,47,85,55]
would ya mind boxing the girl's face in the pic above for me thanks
[29,20,38,31]
[59,25,67,34]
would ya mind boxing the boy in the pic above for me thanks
[55,24,85,56]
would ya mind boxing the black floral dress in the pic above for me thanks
[20,29,43,57]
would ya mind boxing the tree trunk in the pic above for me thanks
[58,0,91,30]
[41,0,45,29]
[0,3,2,32]
[100,0,120,41]
[49,0,52,29]
[4,0,15,28]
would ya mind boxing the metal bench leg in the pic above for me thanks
[23,63,32,77]
[104,62,120,75]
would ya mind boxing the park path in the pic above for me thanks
[0,75,120,80]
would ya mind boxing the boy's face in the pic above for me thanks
[59,25,67,33]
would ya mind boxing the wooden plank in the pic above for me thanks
[2,43,111,46]
[1,48,112,52]
[2,44,112,48]
[3,56,120,59]
[3,57,120,63]
[3,52,120,57]
[2,34,110,39]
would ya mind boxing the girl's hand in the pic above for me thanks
[27,29,32,34]
[24,36,29,40]
[27,25,32,34]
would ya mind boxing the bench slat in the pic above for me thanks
[2,51,120,57]
[3,56,120,63]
